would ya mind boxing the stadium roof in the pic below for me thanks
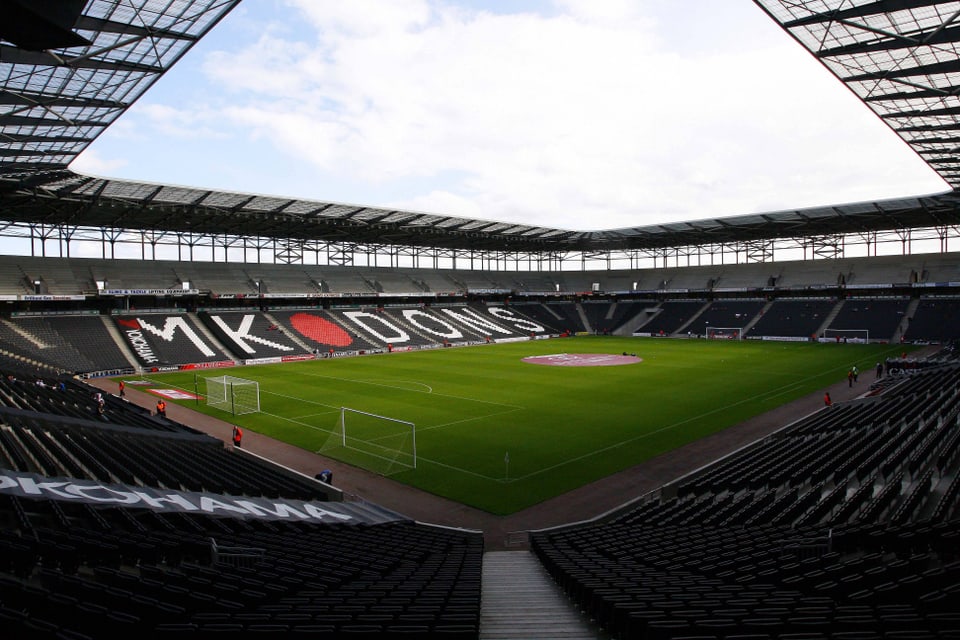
[2,0,960,255]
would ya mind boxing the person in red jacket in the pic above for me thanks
[232,425,243,448]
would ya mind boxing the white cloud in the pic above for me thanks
[290,0,433,37]
[80,1,949,231]
[70,148,128,176]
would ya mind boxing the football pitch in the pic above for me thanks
[136,336,910,515]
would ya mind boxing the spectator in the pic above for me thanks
[824,391,832,406]
[118,380,125,398]
[876,362,883,379]
[156,399,166,417]
[316,469,333,484]
[232,425,243,448]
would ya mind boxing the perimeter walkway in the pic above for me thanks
[480,550,610,639]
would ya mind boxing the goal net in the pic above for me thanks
[823,328,869,344]
[706,326,743,340]
[318,407,416,476]
[205,375,260,415]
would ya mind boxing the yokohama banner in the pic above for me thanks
[0,470,406,526]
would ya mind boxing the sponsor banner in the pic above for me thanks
[245,357,283,366]
[101,289,200,296]
[281,354,315,363]
[21,295,86,301]
[886,359,940,376]
[147,388,201,400]
[494,337,530,344]
[377,292,436,297]
[125,380,154,386]
[178,360,236,370]
[80,367,137,379]
[0,470,404,525]
[467,288,512,294]
[13,309,96,317]
[913,281,960,288]
[759,335,810,342]
[633,332,653,337]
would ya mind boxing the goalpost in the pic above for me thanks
[204,375,260,415]
[823,328,870,343]
[319,407,416,476]
[705,326,743,340]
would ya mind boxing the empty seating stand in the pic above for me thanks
[0,370,483,638]
[530,359,960,639]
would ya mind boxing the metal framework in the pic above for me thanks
[3,1,960,272]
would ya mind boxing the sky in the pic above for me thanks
[71,0,951,232]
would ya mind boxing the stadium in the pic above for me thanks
[1,1,959,638]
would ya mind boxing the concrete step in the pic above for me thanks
[480,550,611,640]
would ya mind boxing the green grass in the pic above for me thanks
[133,336,911,514]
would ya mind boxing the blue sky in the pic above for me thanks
[71,0,949,231]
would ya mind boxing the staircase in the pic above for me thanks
[100,315,141,369]
[815,299,846,338]
[893,297,921,343]
[675,301,712,336]
[480,551,610,639]
[743,299,775,336]
[575,303,591,333]
[187,312,235,360]
[263,311,312,353]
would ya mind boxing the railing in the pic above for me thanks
[210,536,265,568]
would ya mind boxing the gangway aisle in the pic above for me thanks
[480,550,611,640]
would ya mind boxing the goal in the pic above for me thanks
[319,407,416,476]
[706,326,743,340]
[823,328,869,344]
[204,375,260,415]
